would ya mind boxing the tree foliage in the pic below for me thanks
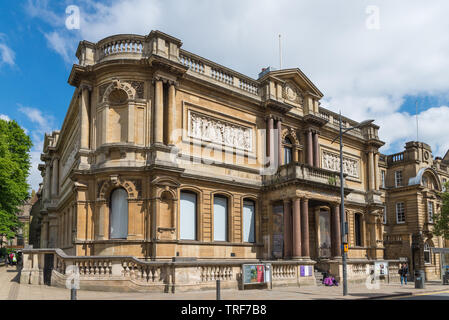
[433,182,449,240]
[0,119,32,245]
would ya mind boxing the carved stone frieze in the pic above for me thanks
[322,150,359,179]
[188,110,253,152]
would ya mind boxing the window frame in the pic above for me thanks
[383,204,387,224]
[396,202,406,224]
[109,187,129,240]
[213,194,229,242]
[428,201,434,223]
[381,170,386,188]
[354,213,363,247]
[395,170,403,187]
[179,190,198,241]
[242,199,256,243]
[424,242,431,264]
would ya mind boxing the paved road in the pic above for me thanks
[388,290,449,300]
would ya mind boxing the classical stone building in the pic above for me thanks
[381,141,449,281]
[27,30,404,291]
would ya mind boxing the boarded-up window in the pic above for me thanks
[243,200,255,243]
[214,195,228,241]
[180,191,197,240]
[110,188,128,239]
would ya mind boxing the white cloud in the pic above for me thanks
[0,34,15,66]
[25,0,449,156]
[0,114,10,121]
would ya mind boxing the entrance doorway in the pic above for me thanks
[319,210,331,258]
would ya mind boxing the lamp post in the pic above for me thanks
[332,112,374,296]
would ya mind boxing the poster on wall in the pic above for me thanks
[374,261,389,276]
[243,264,266,284]
[300,266,312,277]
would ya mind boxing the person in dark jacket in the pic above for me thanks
[399,263,408,285]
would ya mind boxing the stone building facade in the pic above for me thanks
[381,141,449,281]
[33,30,405,290]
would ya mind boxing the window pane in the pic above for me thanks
[110,188,128,239]
[284,147,292,164]
[354,214,362,246]
[180,191,197,240]
[214,196,228,241]
[243,200,255,243]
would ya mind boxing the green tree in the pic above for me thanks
[0,119,32,247]
[433,181,449,240]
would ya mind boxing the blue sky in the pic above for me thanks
[1,0,449,191]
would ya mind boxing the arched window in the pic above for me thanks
[110,188,128,239]
[243,199,256,243]
[284,137,293,165]
[424,242,432,264]
[180,191,197,240]
[354,213,362,247]
[213,195,228,241]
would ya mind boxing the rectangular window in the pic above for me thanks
[381,170,386,188]
[213,195,228,241]
[243,200,255,243]
[428,201,434,223]
[443,178,447,192]
[396,202,405,223]
[395,171,403,187]
[180,191,197,240]
[383,204,387,224]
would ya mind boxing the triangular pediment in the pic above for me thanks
[266,68,324,99]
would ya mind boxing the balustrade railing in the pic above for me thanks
[97,35,145,60]
[180,50,259,96]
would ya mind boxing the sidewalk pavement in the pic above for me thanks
[1,265,448,300]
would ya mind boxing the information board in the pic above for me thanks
[243,264,266,284]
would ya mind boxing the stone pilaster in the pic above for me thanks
[292,197,302,259]
[153,79,164,144]
[301,198,310,257]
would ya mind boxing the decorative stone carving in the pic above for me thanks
[282,82,303,106]
[102,79,136,103]
[130,81,144,99]
[322,150,359,178]
[188,110,253,152]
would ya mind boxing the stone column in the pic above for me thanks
[374,152,379,190]
[331,203,341,257]
[268,117,274,165]
[41,219,49,248]
[368,151,375,191]
[167,83,176,145]
[292,197,302,258]
[306,130,313,166]
[51,158,59,197]
[79,85,90,149]
[301,198,310,257]
[154,79,164,144]
[44,162,51,200]
[283,199,292,258]
[313,131,320,167]
[277,119,282,166]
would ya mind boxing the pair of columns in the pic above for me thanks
[368,149,379,191]
[306,129,320,167]
[282,197,310,258]
[266,116,283,166]
[153,78,177,146]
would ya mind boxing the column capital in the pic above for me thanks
[282,198,292,205]
[79,83,93,92]
[265,114,275,121]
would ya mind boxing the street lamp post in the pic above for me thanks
[332,112,374,296]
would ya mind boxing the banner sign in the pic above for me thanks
[243,264,266,284]
[300,266,312,277]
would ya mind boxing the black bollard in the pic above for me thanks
[216,279,221,300]
[71,288,77,300]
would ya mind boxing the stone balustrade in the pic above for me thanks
[264,162,345,188]
[180,50,260,97]
[97,35,145,61]
[20,249,315,292]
